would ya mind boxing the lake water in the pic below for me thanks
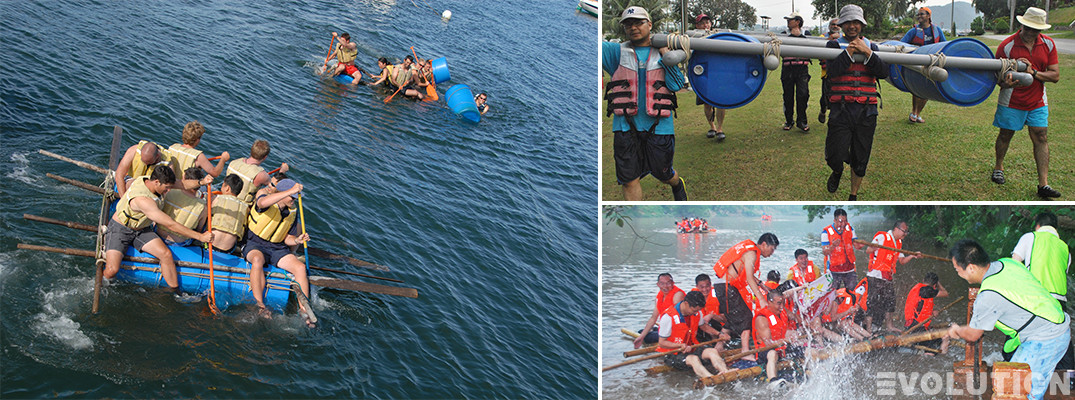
[1,0,598,398]
[600,206,1073,399]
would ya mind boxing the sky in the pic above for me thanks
[743,0,959,30]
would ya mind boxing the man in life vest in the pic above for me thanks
[781,12,812,132]
[327,32,362,84]
[817,286,871,341]
[788,248,819,286]
[167,121,230,189]
[209,174,250,253]
[824,5,888,201]
[948,239,1070,400]
[821,208,862,290]
[1011,212,1071,310]
[899,7,946,124]
[633,273,686,348]
[691,13,727,142]
[689,217,702,233]
[157,167,213,245]
[991,7,1062,199]
[903,272,950,355]
[712,232,780,359]
[764,270,781,291]
[103,165,213,292]
[372,56,424,100]
[691,274,729,342]
[818,18,840,124]
[602,6,688,201]
[243,178,310,320]
[865,220,920,332]
[657,291,736,379]
[227,140,288,205]
[474,92,489,115]
[752,290,803,388]
[114,140,173,196]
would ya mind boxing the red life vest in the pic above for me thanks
[823,224,857,273]
[828,37,878,105]
[752,307,789,350]
[852,277,869,312]
[788,261,818,285]
[656,303,700,352]
[908,25,942,46]
[604,43,678,123]
[764,281,779,290]
[904,283,935,328]
[868,231,901,281]
[656,285,686,313]
[691,287,721,318]
[714,239,760,289]
[690,219,701,229]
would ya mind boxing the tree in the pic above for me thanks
[603,0,673,40]
[675,0,757,30]
[811,0,899,37]
[972,0,1040,23]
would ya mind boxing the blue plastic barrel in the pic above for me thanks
[445,84,480,122]
[881,40,910,93]
[334,74,354,84]
[900,38,995,106]
[687,33,767,109]
[431,57,451,84]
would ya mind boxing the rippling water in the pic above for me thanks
[599,208,1028,399]
[1,0,598,398]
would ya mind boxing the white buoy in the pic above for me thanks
[442,10,452,20]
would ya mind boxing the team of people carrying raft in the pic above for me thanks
[103,121,311,321]
[630,209,1071,398]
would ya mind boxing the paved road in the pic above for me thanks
[982,34,1075,54]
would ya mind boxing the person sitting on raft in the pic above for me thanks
[633,273,685,348]
[753,290,805,389]
[103,165,213,294]
[656,291,737,380]
[115,140,172,196]
[903,272,950,355]
[243,178,311,321]
[209,174,250,253]
[371,56,424,100]
[227,139,288,205]
[327,32,362,84]
[167,121,229,189]
[158,167,213,246]
[815,285,871,341]
[475,92,489,115]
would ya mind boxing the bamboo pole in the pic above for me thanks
[852,239,950,262]
[621,328,640,338]
[38,149,110,175]
[898,295,966,337]
[809,328,950,362]
[624,337,725,357]
[24,213,97,232]
[46,173,109,195]
[694,360,796,388]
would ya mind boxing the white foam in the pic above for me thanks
[7,152,35,184]
[32,280,94,350]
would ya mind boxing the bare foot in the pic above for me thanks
[257,305,272,319]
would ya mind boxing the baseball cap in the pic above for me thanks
[695,14,711,23]
[275,178,301,200]
[620,6,650,23]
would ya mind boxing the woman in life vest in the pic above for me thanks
[900,7,946,123]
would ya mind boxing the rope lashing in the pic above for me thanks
[923,53,947,81]
[997,58,1018,81]
[762,38,782,60]
[666,33,692,61]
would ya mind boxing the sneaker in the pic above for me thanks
[782,123,792,131]
[767,378,789,391]
[848,194,857,201]
[672,177,688,201]
[827,171,842,193]
[818,111,826,123]
[991,169,1005,185]
[706,130,717,138]
[715,132,726,141]
[1037,185,1062,198]
[797,123,810,132]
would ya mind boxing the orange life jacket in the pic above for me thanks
[752,307,789,350]
[656,285,686,313]
[852,277,869,312]
[904,283,935,328]
[868,231,901,281]
[823,224,857,273]
[656,303,700,352]
[788,261,818,286]
[690,287,720,318]
[764,281,779,290]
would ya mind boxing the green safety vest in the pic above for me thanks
[979,258,1066,352]
[1028,231,1070,299]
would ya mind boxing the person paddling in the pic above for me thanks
[327,32,362,84]
[243,178,312,322]
[656,291,736,379]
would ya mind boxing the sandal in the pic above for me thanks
[782,123,792,131]
[908,113,918,123]
[706,130,718,138]
[916,115,925,123]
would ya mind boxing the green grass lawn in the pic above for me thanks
[601,39,1075,201]
[1048,6,1074,26]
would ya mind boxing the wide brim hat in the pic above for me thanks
[837,4,867,26]
[1017,7,1051,30]
[620,6,650,23]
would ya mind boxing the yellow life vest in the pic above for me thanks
[115,177,161,230]
[392,65,413,87]
[226,159,265,204]
[168,143,203,177]
[129,140,172,178]
[247,202,297,243]
[157,189,205,241]
[211,194,249,237]
[336,43,357,64]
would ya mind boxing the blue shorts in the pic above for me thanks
[993,105,1049,131]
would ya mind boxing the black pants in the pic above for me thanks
[781,67,810,126]
[825,103,877,177]
[819,77,830,113]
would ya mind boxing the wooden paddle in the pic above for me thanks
[898,295,966,337]
[205,183,220,315]
[322,32,338,74]
[852,239,949,262]
[18,243,420,298]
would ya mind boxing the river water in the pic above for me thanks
[1,0,598,398]
[601,206,1074,399]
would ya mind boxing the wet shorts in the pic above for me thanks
[105,218,161,253]
[342,64,359,76]
[663,346,711,371]
[613,130,676,184]
[993,104,1048,131]
[867,276,896,319]
[713,283,753,334]
[242,235,293,266]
